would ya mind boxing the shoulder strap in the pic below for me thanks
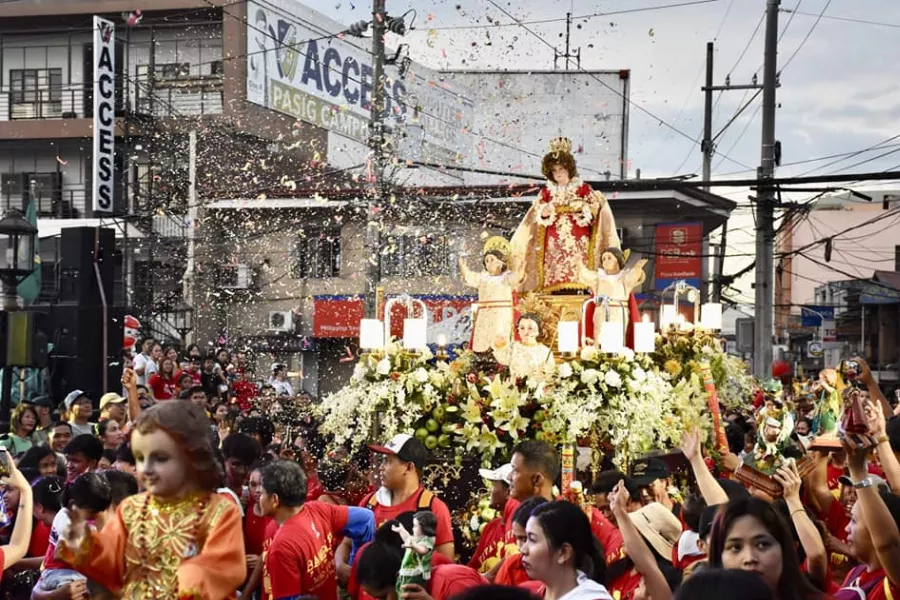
[885,577,895,600]
[418,490,435,510]
[365,492,378,509]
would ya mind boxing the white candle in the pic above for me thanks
[701,302,723,330]
[660,305,677,329]
[436,333,448,348]
[403,318,427,350]
[600,321,625,354]
[557,321,579,353]
[359,318,384,350]
[634,316,655,353]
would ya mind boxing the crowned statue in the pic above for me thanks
[510,137,621,293]
[459,236,524,353]
[576,247,648,337]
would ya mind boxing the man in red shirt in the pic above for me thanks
[468,463,513,574]
[260,460,375,600]
[336,434,454,585]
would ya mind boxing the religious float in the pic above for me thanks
[318,138,754,480]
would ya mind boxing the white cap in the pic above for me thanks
[64,389,86,411]
[479,463,513,484]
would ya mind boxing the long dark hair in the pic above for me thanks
[529,500,606,584]
[356,520,405,592]
[675,568,775,600]
[708,497,821,600]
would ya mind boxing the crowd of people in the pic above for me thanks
[0,338,895,600]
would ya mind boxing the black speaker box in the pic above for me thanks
[59,227,116,307]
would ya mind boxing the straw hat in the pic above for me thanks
[628,502,682,560]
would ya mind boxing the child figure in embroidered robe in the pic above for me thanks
[393,511,437,595]
[459,236,524,353]
[576,247,647,345]
[57,401,246,599]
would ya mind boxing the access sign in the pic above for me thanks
[92,16,115,214]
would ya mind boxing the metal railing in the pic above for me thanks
[152,213,188,238]
[1,187,86,217]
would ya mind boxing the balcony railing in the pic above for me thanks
[152,213,188,238]
[0,78,223,121]
[1,187,86,217]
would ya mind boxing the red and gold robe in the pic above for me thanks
[58,492,247,599]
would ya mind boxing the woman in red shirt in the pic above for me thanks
[148,357,178,400]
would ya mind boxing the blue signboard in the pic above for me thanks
[800,305,835,327]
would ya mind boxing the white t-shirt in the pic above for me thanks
[133,353,154,386]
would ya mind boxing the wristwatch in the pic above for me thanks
[853,477,876,489]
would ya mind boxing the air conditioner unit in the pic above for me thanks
[268,310,294,333]
[219,264,252,289]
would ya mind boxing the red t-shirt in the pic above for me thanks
[148,373,177,400]
[496,553,531,587]
[467,518,506,573]
[28,519,51,558]
[427,564,486,600]
[360,487,454,547]
[827,462,845,491]
[825,497,851,543]
[244,506,274,556]
[609,568,643,600]
[307,474,325,503]
[260,519,278,600]
[840,567,900,600]
[348,541,454,600]
[589,507,624,565]
[265,502,348,600]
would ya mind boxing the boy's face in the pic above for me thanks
[66,452,96,482]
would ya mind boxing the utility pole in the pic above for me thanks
[365,0,386,318]
[754,0,780,379]
[554,13,581,70]
[701,42,714,189]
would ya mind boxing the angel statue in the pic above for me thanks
[575,247,647,342]
[492,313,555,382]
[509,137,620,293]
[459,236,525,353]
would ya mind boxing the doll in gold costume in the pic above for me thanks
[509,137,621,293]
[459,236,524,353]
[492,313,555,382]
[57,401,246,599]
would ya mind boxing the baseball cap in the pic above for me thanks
[99,392,126,411]
[479,463,513,484]
[838,474,890,493]
[631,457,671,487]
[63,390,88,411]
[368,434,428,469]
[26,395,54,409]
[629,502,683,560]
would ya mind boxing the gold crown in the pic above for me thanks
[548,137,573,156]
[483,236,510,258]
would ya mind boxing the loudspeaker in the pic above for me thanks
[42,305,124,405]
[59,227,116,307]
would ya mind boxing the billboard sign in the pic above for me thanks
[93,16,115,214]
[442,70,630,185]
[246,1,473,162]
[800,305,835,327]
[654,222,703,290]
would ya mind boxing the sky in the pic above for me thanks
[310,0,900,305]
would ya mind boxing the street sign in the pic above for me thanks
[736,317,754,353]
[807,340,824,358]
[801,305,835,327]
[822,319,837,342]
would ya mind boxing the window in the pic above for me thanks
[9,68,62,116]
[293,230,341,278]
[381,232,453,277]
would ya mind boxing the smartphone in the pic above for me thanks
[0,451,10,478]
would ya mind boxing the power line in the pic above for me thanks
[719,140,900,177]
[779,0,831,73]
[482,0,753,173]
[418,0,722,31]
[782,9,900,30]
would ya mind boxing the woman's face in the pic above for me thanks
[161,358,175,375]
[719,515,784,592]
[484,253,505,275]
[215,405,229,422]
[517,318,540,344]
[551,163,570,185]
[38,453,59,477]
[847,500,874,562]
[102,420,124,448]
[165,348,178,362]
[20,409,36,433]
[520,516,561,584]
[512,521,527,552]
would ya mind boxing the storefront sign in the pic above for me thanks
[92,16,115,214]
[386,295,475,345]
[235,335,315,353]
[654,222,703,290]
[313,295,365,338]
[800,305,835,327]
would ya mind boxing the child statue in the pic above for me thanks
[576,247,647,343]
[393,511,437,595]
[492,313,555,382]
[459,236,525,353]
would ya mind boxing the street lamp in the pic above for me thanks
[0,209,37,310]
[171,302,194,346]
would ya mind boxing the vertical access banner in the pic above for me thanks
[93,16,115,214]
[654,222,703,290]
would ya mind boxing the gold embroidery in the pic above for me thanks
[115,492,230,599]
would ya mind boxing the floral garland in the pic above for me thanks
[315,333,742,469]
